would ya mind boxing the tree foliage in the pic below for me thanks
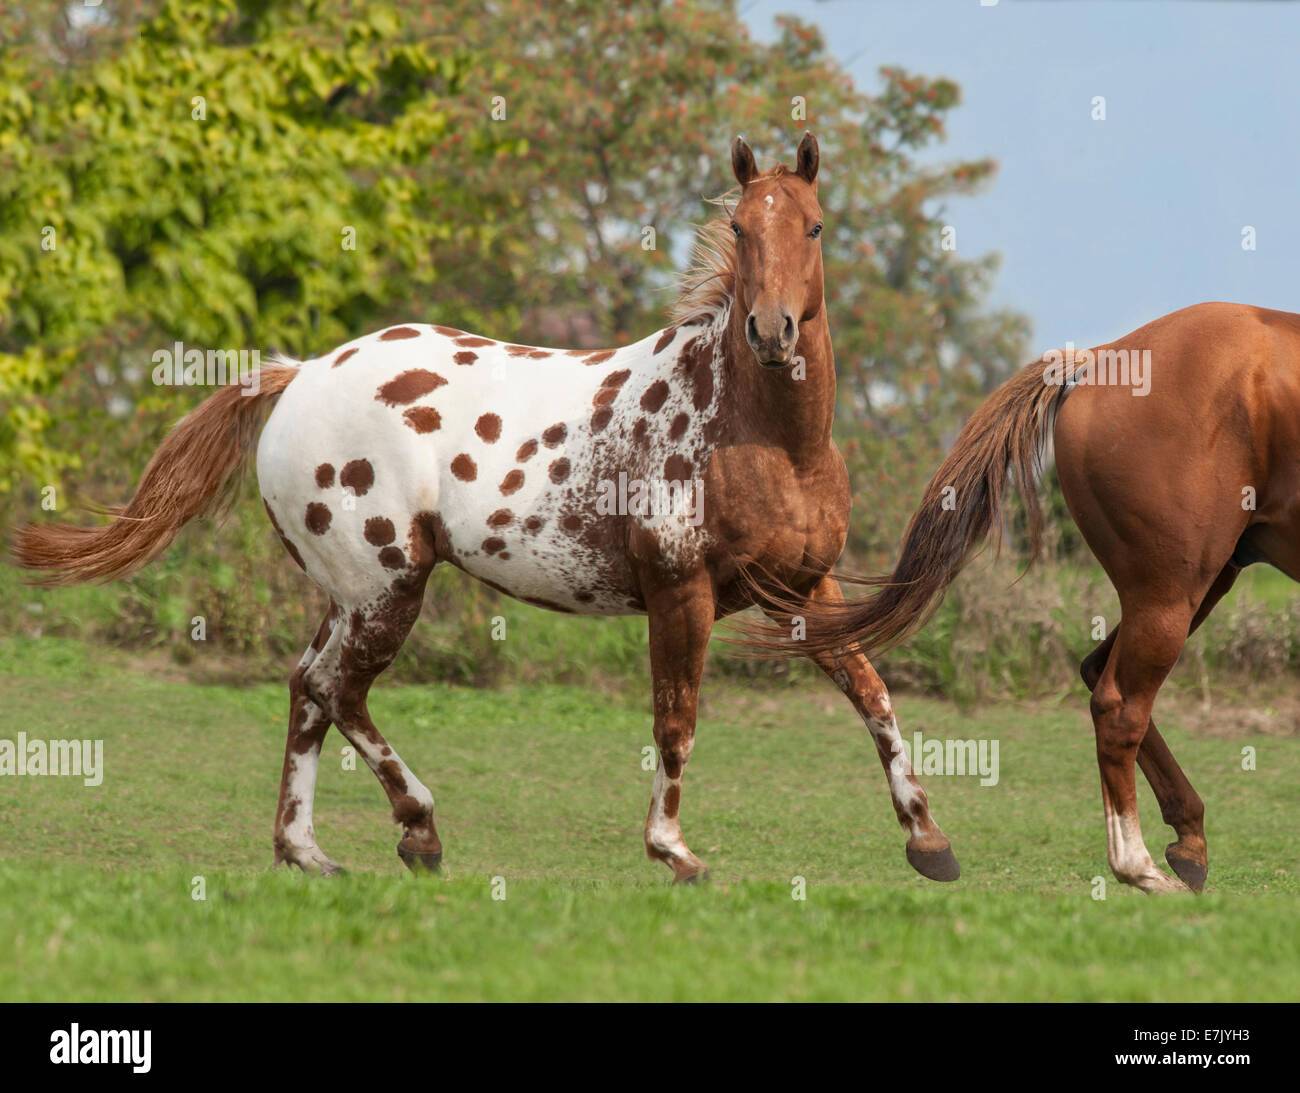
[0,0,1030,660]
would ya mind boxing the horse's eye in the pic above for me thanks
[809,223,823,239]
[731,221,742,238]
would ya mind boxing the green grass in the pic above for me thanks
[1,635,1298,1001]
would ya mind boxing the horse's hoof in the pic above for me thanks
[397,839,443,872]
[1166,847,1207,893]
[906,844,961,882]
[673,867,710,886]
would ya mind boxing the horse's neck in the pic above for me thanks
[718,305,837,467]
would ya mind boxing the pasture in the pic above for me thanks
[2,634,1297,1002]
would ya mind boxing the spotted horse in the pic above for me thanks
[14,134,959,884]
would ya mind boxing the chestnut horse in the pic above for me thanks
[795,300,1300,893]
[13,134,960,884]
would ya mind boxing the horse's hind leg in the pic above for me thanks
[275,604,344,875]
[1090,595,1203,893]
[303,571,442,872]
[1080,564,1237,892]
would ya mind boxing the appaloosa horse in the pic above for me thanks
[14,134,959,884]
[791,300,1300,893]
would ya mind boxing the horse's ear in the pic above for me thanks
[732,137,758,188]
[795,131,819,185]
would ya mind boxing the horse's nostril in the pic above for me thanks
[783,316,795,343]
[746,314,759,343]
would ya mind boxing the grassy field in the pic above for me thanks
[1,634,1298,1001]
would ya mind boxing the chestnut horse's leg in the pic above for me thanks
[1089,592,1207,894]
[1079,564,1238,892]
[274,604,343,874]
[641,567,715,883]
[769,574,959,882]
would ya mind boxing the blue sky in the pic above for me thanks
[744,0,1300,353]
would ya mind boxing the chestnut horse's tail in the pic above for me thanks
[12,361,299,584]
[805,357,1074,657]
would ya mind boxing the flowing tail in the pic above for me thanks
[12,362,298,584]
[799,356,1075,657]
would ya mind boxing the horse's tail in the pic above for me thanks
[801,357,1073,657]
[12,361,299,584]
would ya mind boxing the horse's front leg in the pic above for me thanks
[771,573,960,882]
[640,566,715,884]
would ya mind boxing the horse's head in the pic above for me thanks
[729,132,823,369]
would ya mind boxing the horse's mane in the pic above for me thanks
[668,166,793,327]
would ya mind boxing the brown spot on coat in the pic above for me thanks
[653,327,677,354]
[453,351,478,366]
[333,347,359,367]
[376,369,447,406]
[524,516,544,533]
[601,368,631,389]
[593,386,619,407]
[305,502,332,535]
[516,439,538,462]
[663,453,692,482]
[669,412,689,440]
[455,335,495,348]
[450,454,477,481]
[664,784,681,819]
[315,463,335,488]
[364,517,396,546]
[499,469,524,495]
[380,326,421,340]
[378,546,406,569]
[542,423,567,447]
[403,406,441,433]
[632,418,649,444]
[583,349,616,365]
[561,514,582,532]
[340,459,374,496]
[475,413,502,443]
[433,325,463,337]
[590,406,613,433]
[640,380,669,412]
[487,509,514,528]
[549,458,571,483]
[482,537,506,554]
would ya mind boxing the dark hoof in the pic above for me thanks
[674,868,710,886]
[907,844,961,883]
[397,841,443,873]
[1166,847,1207,893]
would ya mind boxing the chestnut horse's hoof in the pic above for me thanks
[397,838,443,873]
[1166,846,1207,893]
[906,844,961,883]
[673,867,710,886]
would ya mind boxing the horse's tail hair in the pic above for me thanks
[733,355,1073,659]
[12,361,299,584]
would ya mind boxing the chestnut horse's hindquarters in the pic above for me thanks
[11,362,300,584]
[797,357,1073,659]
